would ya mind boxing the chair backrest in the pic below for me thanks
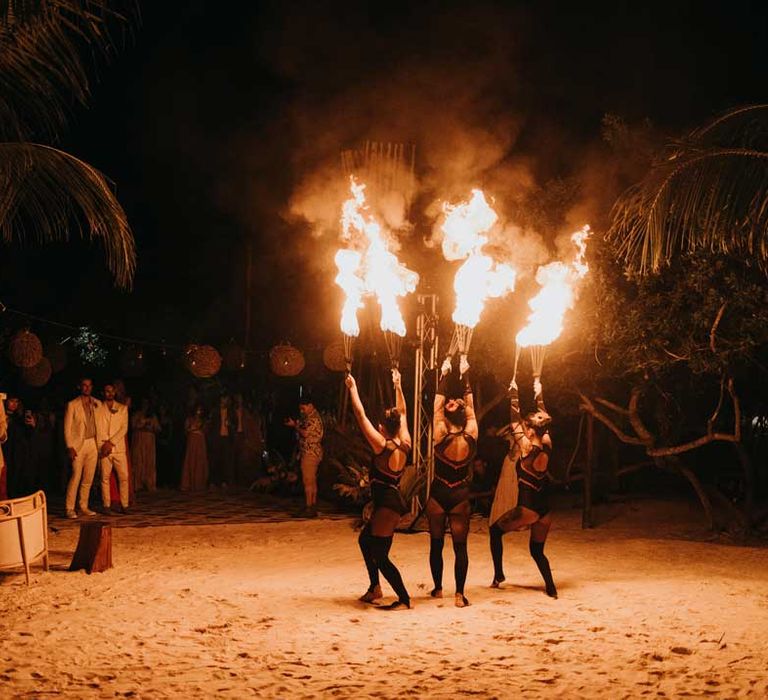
[0,491,47,568]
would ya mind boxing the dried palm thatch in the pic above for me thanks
[340,141,416,218]
[0,0,139,141]
[608,104,768,276]
[0,142,136,287]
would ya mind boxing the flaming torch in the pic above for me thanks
[334,248,364,371]
[334,177,419,369]
[441,189,516,369]
[514,225,591,378]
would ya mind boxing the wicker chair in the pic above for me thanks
[0,490,49,585]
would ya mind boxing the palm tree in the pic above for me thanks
[608,104,768,277]
[0,0,138,287]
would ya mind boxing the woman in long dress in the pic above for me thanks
[131,398,161,492]
[180,405,209,491]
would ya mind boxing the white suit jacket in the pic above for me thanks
[96,401,128,455]
[64,396,103,452]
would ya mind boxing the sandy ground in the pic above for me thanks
[2,500,768,699]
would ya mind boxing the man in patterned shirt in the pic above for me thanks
[286,395,323,518]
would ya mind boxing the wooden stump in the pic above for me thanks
[69,522,113,574]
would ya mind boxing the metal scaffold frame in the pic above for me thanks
[411,294,439,506]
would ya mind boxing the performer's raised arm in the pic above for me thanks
[345,374,386,453]
[392,369,412,450]
[433,366,451,444]
[534,376,546,414]
[508,377,527,450]
[460,356,478,440]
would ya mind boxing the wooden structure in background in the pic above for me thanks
[340,140,417,217]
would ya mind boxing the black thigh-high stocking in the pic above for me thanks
[429,537,444,593]
[489,523,505,584]
[529,539,557,598]
[358,525,379,590]
[370,535,410,606]
[426,501,447,594]
[448,503,471,598]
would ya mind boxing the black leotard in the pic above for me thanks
[516,443,551,517]
[430,431,477,511]
[370,439,410,515]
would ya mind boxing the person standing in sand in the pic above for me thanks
[63,378,102,518]
[346,369,413,611]
[285,394,324,518]
[426,355,478,608]
[489,375,557,598]
[96,382,130,514]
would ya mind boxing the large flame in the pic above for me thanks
[441,189,516,328]
[334,177,419,337]
[516,225,591,347]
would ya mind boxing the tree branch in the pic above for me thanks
[628,387,655,444]
[710,302,727,353]
[593,397,630,415]
[578,393,646,445]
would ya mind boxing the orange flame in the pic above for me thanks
[516,225,591,347]
[441,189,516,328]
[334,177,419,337]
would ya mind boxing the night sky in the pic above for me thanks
[2,0,766,360]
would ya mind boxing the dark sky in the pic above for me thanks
[2,0,766,356]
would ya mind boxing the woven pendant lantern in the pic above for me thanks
[269,343,305,377]
[22,357,52,387]
[185,344,222,378]
[221,340,246,371]
[323,341,347,372]
[9,329,43,368]
[44,343,68,373]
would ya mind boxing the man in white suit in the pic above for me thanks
[96,382,129,514]
[64,378,102,518]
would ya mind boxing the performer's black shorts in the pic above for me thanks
[429,479,471,512]
[518,483,550,518]
[372,482,409,516]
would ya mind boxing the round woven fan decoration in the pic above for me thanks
[186,344,222,378]
[22,357,52,387]
[323,341,347,372]
[269,343,305,377]
[9,330,43,368]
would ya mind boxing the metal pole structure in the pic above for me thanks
[412,294,439,507]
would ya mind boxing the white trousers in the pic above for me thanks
[100,452,129,508]
[65,438,98,512]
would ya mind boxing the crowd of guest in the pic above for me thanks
[0,377,268,515]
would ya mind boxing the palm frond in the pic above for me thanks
[608,104,768,276]
[0,141,136,287]
[0,0,139,140]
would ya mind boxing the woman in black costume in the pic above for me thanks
[427,355,479,608]
[489,375,557,598]
[346,369,413,610]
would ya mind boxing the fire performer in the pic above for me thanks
[427,355,478,608]
[345,370,412,610]
[489,375,557,598]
